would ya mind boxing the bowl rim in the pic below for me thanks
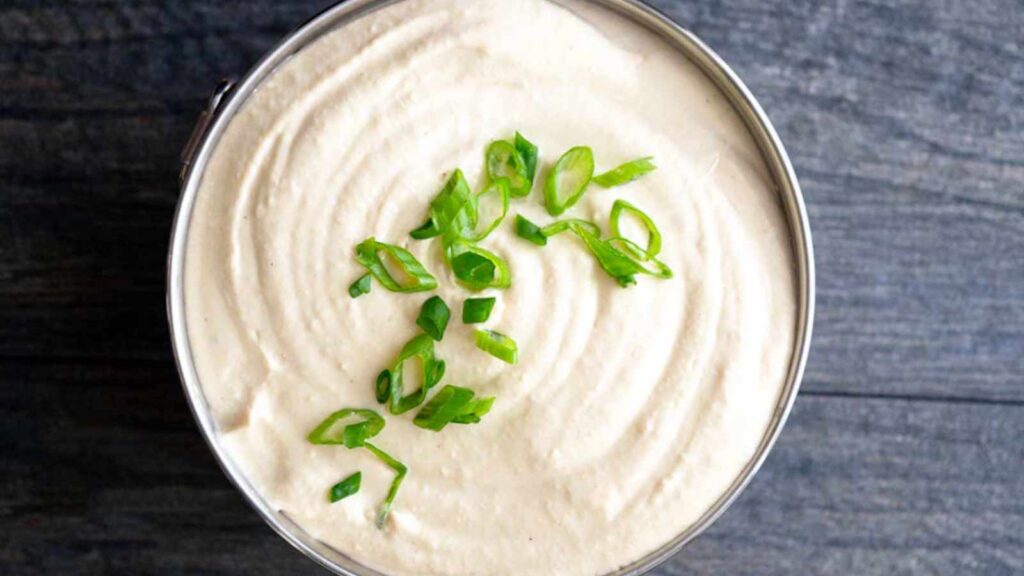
[166,1,816,574]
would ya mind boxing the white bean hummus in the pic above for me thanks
[184,0,798,574]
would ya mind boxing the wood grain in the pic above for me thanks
[0,0,1021,574]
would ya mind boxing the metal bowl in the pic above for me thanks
[167,0,815,574]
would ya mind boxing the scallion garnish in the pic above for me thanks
[474,329,518,364]
[464,178,510,242]
[486,140,530,197]
[592,157,656,188]
[540,218,601,239]
[355,238,437,293]
[375,370,391,403]
[329,472,361,503]
[307,408,385,448]
[462,297,496,324]
[415,296,450,341]
[410,169,476,242]
[348,273,372,298]
[514,132,539,185]
[544,146,594,216]
[382,334,446,415]
[447,241,511,291]
[609,199,662,258]
[413,385,495,431]
[514,214,547,246]
[364,442,407,528]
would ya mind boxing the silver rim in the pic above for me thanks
[167,1,815,574]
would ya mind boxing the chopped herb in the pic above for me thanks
[514,214,547,246]
[414,385,495,431]
[348,273,372,298]
[364,442,407,528]
[384,334,446,415]
[464,178,510,242]
[416,296,451,341]
[307,408,385,449]
[462,297,496,324]
[410,169,476,242]
[486,140,530,197]
[446,241,511,291]
[355,238,437,293]
[329,472,361,503]
[474,329,518,364]
[609,199,663,258]
[514,132,539,185]
[544,146,594,216]
[592,157,657,188]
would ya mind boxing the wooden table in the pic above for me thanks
[2,0,1021,574]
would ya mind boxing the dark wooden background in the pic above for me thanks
[2,0,1022,574]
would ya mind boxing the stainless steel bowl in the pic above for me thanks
[167,0,815,574]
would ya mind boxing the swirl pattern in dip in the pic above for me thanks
[184,0,798,574]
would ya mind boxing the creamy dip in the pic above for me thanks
[184,0,798,574]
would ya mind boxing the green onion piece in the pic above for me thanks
[307,408,385,449]
[462,297,496,324]
[475,329,518,364]
[348,273,372,298]
[540,218,601,238]
[464,178,510,242]
[609,199,663,258]
[486,140,530,197]
[329,472,361,503]
[414,385,495,432]
[451,396,495,424]
[385,334,445,415]
[416,295,450,341]
[409,219,440,240]
[355,238,437,293]
[514,132,539,185]
[375,370,391,403]
[364,442,407,528]
[410,169,476,242]
[544,146,594,216]
[514,214,547,246]
[593,157,657,188]
[608,237,673,278]
[446,241,511,291]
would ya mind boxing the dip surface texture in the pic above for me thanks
[184,0,798,574]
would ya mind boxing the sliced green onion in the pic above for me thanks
[307,408,385,449]
[486,140,530,197]
[514,214,547,246]
[544,146,594,216]
[410,169,476,242]
[364,442,407,528]
[464,178,510,242]
[540,218,601,238]
[446,241,511,291]
[409,219,440,240]
[329,472,361,503]
[514,132,539,185]
[375,370,391,403]
[348,273,372,298]
[355,238,437,293]
[572,225,644,287]
[385,334,446,415]
[462,297,496,324]
[475,329,518,364]
[592,157,656,188]
[609,199,662,258]
[608,237,673,278]
[416,295,450,341]
[451,396,495,424]
[414,385,495,431]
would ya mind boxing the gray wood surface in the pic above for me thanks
[1,0,1021,574]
